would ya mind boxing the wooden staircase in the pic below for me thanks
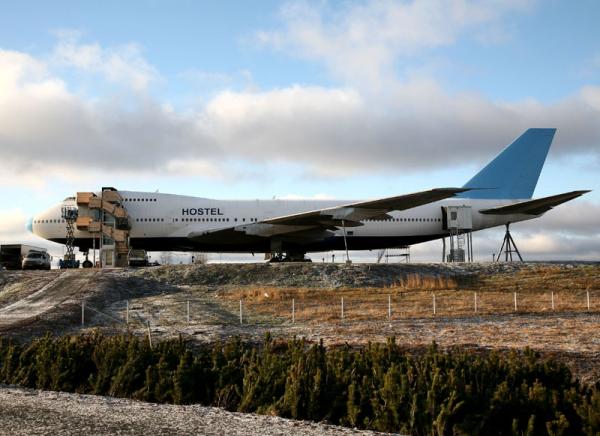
[75,188,131,266]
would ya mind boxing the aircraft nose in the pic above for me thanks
[26,216,34,233]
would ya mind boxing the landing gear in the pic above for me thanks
[82,252,93,268]
[268,252,312,263]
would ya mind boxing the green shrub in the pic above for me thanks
[0,333,598,435]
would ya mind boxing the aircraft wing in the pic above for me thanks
[261,187,469,227]
[479,190,590,215]
[188,187,468,242]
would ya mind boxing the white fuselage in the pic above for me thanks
[31,191,536,253]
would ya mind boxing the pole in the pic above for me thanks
[432,293,436,316]
[341,220,351,264]
[341,297,344,319]
[469,232,474,262]
[92,234,96,267]
[292,298,295,324]
[514,292,517,312]
[81,300,85,326]
[442,237,446,263]
[99,208,104,269]
[126,300,129,324]
[474,292,477,313]
[388,294,391,320]
[239,300,243,325]
[551,292,554,311]
[187,300,190,323]
[587,291,590,312]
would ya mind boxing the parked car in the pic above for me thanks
[22,251,51,270]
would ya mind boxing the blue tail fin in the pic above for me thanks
[457,128,555,200]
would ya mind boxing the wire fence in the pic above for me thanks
[74,289,600,331]
[4,288,596,337]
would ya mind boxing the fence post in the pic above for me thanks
[81,300,85,326]
[432,293,436,316]
[187,300,190,323]
[388,295,391,320]
[292,298,295,324]
[551,292,554,311]
[587,291,590,312]
[341,297,344,320]
[126,300,129,324]
[474,292,478,313]
[514,292,517,312]
[239,300,243,325]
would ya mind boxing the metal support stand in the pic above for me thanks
[442,237,446,262]
[341,219,351,264]
[496,223,523,262]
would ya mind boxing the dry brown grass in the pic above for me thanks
[217,266,600,325]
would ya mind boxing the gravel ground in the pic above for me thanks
[0,385,382,436]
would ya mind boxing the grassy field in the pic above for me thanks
[219,265,600,324]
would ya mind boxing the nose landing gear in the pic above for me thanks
[82,252,93,268]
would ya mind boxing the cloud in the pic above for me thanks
[2,46,600,181]
[51,31,159,91]
[200,82,600,175]
[256,0,533,85]
[0,209,59,252]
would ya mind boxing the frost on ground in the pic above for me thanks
[0,262,599,383]
[0,385,379,436]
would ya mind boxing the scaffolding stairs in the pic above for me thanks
[75,188,131,267]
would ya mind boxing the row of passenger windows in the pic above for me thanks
[134,218,260,223]
[181,218,230,223]
[35,217,440,225]
[365,218,442,223]
[124,198,157,202]
[179,217,259,223]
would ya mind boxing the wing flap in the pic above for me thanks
[479,190,590,215]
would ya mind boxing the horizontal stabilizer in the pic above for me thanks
[479,190,590,215]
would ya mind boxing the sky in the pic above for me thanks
[0,0,599,263]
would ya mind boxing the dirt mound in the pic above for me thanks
[136,262,479,289]
[133,262,598,290]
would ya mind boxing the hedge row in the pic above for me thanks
[1,333,599,435]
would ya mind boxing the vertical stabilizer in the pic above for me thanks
[458,128,555,199]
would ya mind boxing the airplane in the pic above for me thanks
[28,128,589,265]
